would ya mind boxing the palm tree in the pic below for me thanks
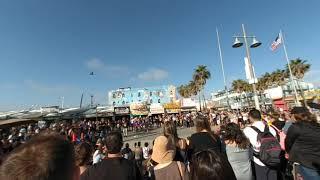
[178,85,187,98]
[286,58,311,106]
[231,79,252,107]
[193,65,211,90]
[192,65,211,110]
[231,79,251,93]
[287,58,311,79]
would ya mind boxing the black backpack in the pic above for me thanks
[251,124,281,167]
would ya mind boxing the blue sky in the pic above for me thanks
[0,0,320,110]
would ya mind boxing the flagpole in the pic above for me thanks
[280,30,300,106]
[216,27,230,109]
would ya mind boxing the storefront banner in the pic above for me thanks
[114,107,130,115]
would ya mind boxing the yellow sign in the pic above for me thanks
[164,102,180,109]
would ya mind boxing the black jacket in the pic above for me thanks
[285,121,320,170]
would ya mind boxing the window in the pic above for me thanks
[112,93,116,98]
[113,102,116,106]
[150,99,153,104]
[150,92,152,96]
[138,92,141,97]
[131,93,133,97]
[122,101,125,105]
[122,93,125,98]
[158,99,161,103]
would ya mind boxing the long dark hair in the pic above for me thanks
[163,121,179,146]
[223,123,249,149]
[194,115,216,141]
[191,150,236,180]
[194,115,211,133]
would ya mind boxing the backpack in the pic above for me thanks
[269,124,286,151]
[251,124,281,167]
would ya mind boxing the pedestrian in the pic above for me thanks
[285,107,320,180]
[134,141,143,172]
[163,121,187,163]
[191,149,236,180]
[143,142,150,160]
[188,115,222,158]
[243,109,279,180]
[151,135,189,180]
[81,131,141,180]
[75,142,93,175]
[92,139,105,164]
[121,143,134,161]
[0,133,79,180]
[223,122,253,180]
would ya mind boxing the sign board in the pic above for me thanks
[265,86,284,100]
[114,107,130,115]
[130,103,149,116]
[150,104,165,114]
[181,98,196,108]
[166,109,180,114]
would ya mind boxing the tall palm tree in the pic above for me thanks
[193,65,211,90]
[286,58,311,105]
[192,65,211,110]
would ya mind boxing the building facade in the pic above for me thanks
[108,85,176,106]
[211,80,314,109]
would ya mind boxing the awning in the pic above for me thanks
[0,118,37,128]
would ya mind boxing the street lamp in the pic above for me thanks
[232,24,262,110]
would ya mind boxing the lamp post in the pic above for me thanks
[232,24,261,110]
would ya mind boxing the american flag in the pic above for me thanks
[270,33,282,51]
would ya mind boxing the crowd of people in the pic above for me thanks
[0,106,319,180]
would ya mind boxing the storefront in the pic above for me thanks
[180,98,197,113]
[149,103,165,115]
[114,106,130,120]
[164,101,181,114]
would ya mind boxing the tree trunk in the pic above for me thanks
[198,92,202,112]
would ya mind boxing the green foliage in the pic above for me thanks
[178,65,211,98]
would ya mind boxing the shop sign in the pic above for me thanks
[114,107,130,115]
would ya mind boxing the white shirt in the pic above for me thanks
[142,147,150,159]
[243,121,277,166]
[93,150,104,164]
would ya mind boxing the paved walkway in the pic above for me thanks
[124,127,195,147]
[123,125,220,148]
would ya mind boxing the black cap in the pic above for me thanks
[291,106,309,114]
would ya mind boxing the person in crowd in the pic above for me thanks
[134,141,143,171]
[285,106,320,179]
[75,142,93,175]
[92,138,105,164]
[81,131,141,180]
[243,109,278,180]
[142,142,150,160]
[268,113,285,130]
[150,135,189,180]
[121,143,134,161]
[188,115,222,158]
[223,122,253,180]
[0,133,79,180]
[191,149,236,180]
[163,121,187,163]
